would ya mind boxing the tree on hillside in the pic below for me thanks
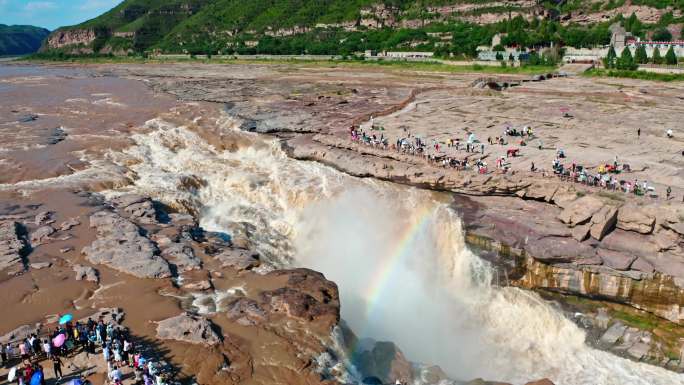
[603,45,617,69]
[616,47,637,70]
[665,46,678,65]
[634,44,648,64]
[624,13,643,36]
[652,28,672,42]
[652,47,663,64]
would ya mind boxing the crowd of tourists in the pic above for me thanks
[1,315,171,385]
[348,121,678,201]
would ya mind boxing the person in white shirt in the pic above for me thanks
[42,340,51,359]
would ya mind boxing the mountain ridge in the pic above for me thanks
[0,24,50,56]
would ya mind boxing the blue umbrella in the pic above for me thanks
[69,378,83,385]
[59,314,73,324]
[30,371,43,385]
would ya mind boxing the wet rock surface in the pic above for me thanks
[156,313,221,346]
[0,221,27,271]
[82,210,171,279]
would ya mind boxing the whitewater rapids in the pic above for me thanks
[110,115,684,385]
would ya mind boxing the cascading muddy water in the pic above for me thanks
[110,114,684,385]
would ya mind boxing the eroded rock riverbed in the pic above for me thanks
[1,62,683,385]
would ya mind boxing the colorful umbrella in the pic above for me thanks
[52,333,66,348]
[59,314,73,324]
[29,371,43,385]
[7,367,16,382]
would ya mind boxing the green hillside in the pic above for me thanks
[0,25,50,55]
[44,0,684,56]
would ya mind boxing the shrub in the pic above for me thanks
[665,46,678,65]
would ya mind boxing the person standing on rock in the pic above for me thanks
[42,340,51,360]
[51,355,63,381]
[122,339,132,366]
[102,343,111,362]
[19,341,28,361]
[637,128,641,138]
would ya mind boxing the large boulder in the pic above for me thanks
[571,223,590,242]
[558,195,604,227]
[110,194,157,224]
[663,221,684,237]
[630,257,655,273]
[353,341,413,385]
[522,183,558,202]
[601,230,658,258]
[617,206,655,234]
[0,221,26,271]
[73,264,99,282]
[30,225,55,246]
[653,229,680,251]
[81,211,171,279]
[59,217,80,231]
[590,206,618,241]
[156,313,221,346]
[597,249,636,271]
[226,298,267,326]
[160,242,201,272]
[214,249,260,271]
[525,236,596,263]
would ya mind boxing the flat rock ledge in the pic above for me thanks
[156,313,221,346]
[81,210,171,279]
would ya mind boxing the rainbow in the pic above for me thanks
[361,204,436,325]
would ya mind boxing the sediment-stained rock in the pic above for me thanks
[354,341,413,385]
[156,313,221,346]
[617,206,656,234]
[226,298,267,326]
[34,211,52,225]
[73,264,99,282]
[598,249,636,271]
[558,195,604,227]
[590,206,618,241]
[59,217,80,231]
[0,221,27,271]
[110,194,158,224]
[30,225,55,246]
[81,211,171,278]
[160,242,201,272]
[512,255,684,324]
[214,249,260,271]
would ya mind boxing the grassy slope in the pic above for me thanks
[0,25,50,55]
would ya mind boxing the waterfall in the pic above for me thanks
[111,115,684,385]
